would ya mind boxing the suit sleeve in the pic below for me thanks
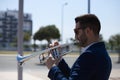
[48,52,96,80]
[57,59,71,77]
[48,59,70,79]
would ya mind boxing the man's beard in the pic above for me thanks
[78,32,88,47]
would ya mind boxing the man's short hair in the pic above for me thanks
[75,14,101,35]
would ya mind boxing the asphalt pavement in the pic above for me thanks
[0,54,120,80]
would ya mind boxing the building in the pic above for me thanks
[0,10,32,50]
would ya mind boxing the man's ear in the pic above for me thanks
[85,27,91,35]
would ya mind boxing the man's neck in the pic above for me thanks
[84,37,99,47]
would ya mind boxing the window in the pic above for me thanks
[0,12,5,18]
[23,22,31,31]
[0,21,3,25]
[0,28,2,33]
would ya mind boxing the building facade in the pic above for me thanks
[0,10,32,50]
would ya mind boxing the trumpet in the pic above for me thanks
[17,43,73,64]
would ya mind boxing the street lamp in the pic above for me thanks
[88,0,90,13]
[61,2,68,43]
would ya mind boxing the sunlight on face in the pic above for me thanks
[74,22,88,47]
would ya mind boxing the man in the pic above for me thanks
[45,14,112,80]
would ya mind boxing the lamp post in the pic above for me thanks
[88,0,90,13]
[61,2,68,43]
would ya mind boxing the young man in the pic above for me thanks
[45,14,112,80]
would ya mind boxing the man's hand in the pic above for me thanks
[45,57,55,69]
[45,41,62,69]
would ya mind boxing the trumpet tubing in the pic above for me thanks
[39,44,72,62]
[17,43,72,63]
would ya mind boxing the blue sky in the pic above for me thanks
[0,0,120,44]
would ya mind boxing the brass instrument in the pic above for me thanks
[17,43,72,64]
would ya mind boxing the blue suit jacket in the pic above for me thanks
[48,42,112,80]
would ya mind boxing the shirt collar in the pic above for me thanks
[81,42,99,53]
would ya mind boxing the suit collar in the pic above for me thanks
[81,42,101,53]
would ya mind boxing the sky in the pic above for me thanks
[0,0,120,44]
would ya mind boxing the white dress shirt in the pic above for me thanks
[81,42,99,54]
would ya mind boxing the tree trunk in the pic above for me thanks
[117,52,120,63]
[47,39,51,47]
[34,40,36,52]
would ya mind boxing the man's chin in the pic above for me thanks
[79,42,86,47]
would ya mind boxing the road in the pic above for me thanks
[0,54,77,80]
[0,54,120,80]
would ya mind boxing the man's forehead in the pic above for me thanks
[76,22,80,28]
